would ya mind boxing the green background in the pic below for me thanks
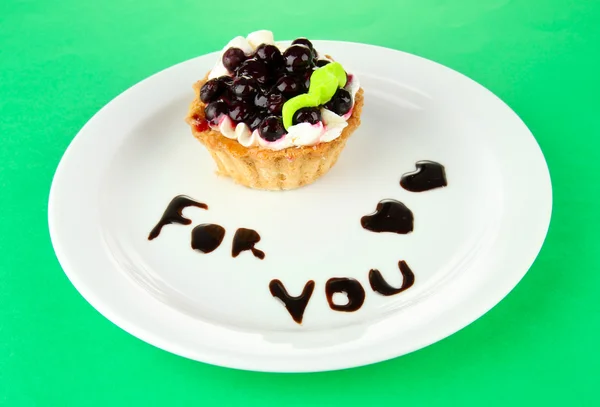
[1,0,598,405]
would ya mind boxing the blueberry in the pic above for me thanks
[283,45,313,73]
[246,114,263,131]
[228,100,254,123]
[292,107,322,125]
[200,78,225,103]
[254,92,269,109]
[292,38,313,51]
[324,88,352,116]
[222,48,247,72]
[204,100,228,124]
[218,75,233,86]
[299,70,312,92]
[267,92,285,115]
[259,116,286,142]
[292,38,317,59]
[255,44,284,68]
[237,58,270,86]
[216,94,234,107]
[274,75,301,96]
[231,76,258,100]
[217,76,234,100]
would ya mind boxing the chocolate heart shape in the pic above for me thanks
[400,161,447,192]
[361,199,414,234]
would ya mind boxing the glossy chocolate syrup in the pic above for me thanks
[400,161,447,192]
[191,224,225,253]
[361,200,414,234]
[325,278,365,312]
[369,260,415,296]
[232,228,265,260]
[269,279,315,324]
[148,195,208,240]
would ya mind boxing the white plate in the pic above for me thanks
[48,41,552,372]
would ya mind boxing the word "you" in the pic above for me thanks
[269,260,415,324]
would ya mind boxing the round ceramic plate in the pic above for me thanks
[48,41,552,372]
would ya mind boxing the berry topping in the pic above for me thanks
[200,78,226,103]
[195,120,209,132]
[299,70,312,92]
[205,35,355,141]
[292,38,314,51]
[292,38,317,59]
[258,116,286,142]
[216,94,234,107]
[255,44,284,67]
[274,75,301,96]
[219,75,234,85]
[228,100,254,123]
[222,47,247,72]
[237,58,270,86]
[292,107,322,125]
[283,45,313,73]
[231,76,258,100]
[191,115,210,132]
[254,92,269,109]
[267,92,285,114]
[324,88,352,116]
[204,100,228,124]
[246,114,263,131]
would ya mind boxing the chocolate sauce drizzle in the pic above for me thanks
[191,224,225,253]
[269,279,315,324]
[232,228,265,260]
[400,161,447,192]
[361,200,414,234]
[369,261,415,296]
[325,278,365,312]
[148,195,208,240]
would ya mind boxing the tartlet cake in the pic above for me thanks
[186,30,363,190]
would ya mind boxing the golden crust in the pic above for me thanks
[185,74,364,190]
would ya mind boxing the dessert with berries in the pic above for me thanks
[186,30,363,190]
